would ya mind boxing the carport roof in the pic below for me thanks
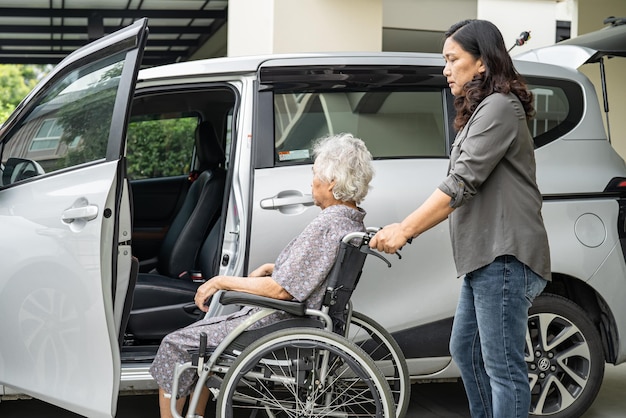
[0,1,227,67]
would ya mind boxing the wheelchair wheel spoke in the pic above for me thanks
[217,328,394,418]
[346,312,411,418]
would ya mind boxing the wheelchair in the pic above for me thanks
[170,228,411,418]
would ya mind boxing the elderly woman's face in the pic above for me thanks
[311,163,335,209]
[442,36,485,97]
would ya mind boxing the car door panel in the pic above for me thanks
[249,159,460,343]
[0,163,121,418]
[0,18,147,418]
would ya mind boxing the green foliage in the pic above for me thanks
[0,61,195,181]
[126,117,196,179]
[56,87,116,170]
[0,64,47,124]
[0,103,15,124]
[54,63,124,169]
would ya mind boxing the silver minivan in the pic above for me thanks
[1,18,626,418]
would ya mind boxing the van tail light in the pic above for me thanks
[604,177,626,194]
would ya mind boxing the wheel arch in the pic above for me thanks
[544,272,618,363]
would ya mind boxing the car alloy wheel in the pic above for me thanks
[527,294,604,417]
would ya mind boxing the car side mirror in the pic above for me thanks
[2,157,45,185]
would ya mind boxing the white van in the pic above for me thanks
[1,18,626,418]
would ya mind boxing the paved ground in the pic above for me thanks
[1,364,625,417]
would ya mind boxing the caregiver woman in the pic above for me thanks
[370,19,550,418]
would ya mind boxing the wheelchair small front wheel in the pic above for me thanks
[216,327,395,418]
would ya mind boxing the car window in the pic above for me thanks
[270,80,579,162]
[274,90,446,164]
[125,114,197,180]
[0,52,127,186]
[526,77,583,148]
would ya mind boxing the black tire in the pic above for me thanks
[347,311,411,418]
[527,294,605,417]
[216,327,395,418]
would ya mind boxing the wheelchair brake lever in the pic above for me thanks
[360,245,392,268]
[394,237,413,259]
[196,332,208,374]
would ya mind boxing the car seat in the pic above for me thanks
[154,120,226,278]
[126,218,222,343]
[124,120,226,344]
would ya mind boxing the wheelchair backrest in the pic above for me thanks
[323,231,390,335]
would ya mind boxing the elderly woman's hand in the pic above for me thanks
[194,277,222,312]
[370,223,411,254]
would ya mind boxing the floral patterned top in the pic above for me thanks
[228,204,366,328]
[272,204,366,309]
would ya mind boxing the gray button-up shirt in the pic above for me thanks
[439,92,551,280]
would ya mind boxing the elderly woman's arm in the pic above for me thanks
[248,263,275,277]
[194,272,292,312]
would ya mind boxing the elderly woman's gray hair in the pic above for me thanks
[312,133,374,205]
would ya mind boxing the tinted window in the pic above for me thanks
[274,90,446,164]
[1,53,126,184]
[526,77,583,148]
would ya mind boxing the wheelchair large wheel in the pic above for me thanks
[347,311,410,418]
[216,327,395,418]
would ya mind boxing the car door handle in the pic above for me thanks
[61,205,99,223]
[260,192,314,209]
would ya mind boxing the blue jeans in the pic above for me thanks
[449,255,547,418]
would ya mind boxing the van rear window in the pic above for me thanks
[526,77,584,148]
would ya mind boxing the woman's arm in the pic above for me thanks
[370,188,454,253]
[194,273,292,312]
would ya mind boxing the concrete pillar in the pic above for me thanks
[227,0,382,57]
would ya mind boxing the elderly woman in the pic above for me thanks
[150,132,374,418]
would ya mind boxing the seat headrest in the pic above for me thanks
[195,121,225,170]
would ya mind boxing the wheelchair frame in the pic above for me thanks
[170,229,410,418]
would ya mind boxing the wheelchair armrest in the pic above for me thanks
[219,290,306,316]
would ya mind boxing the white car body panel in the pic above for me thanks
[0,162,120,418]
[535,140,626,194]
[542,199,619,280]
[588,243,626,364]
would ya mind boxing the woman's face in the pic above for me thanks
[442,36,485,97]
[311,163,335,209]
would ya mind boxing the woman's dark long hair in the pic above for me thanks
[445,19,534,131]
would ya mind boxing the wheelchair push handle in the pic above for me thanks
[341,228,396,268]
[347,226,413,261]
